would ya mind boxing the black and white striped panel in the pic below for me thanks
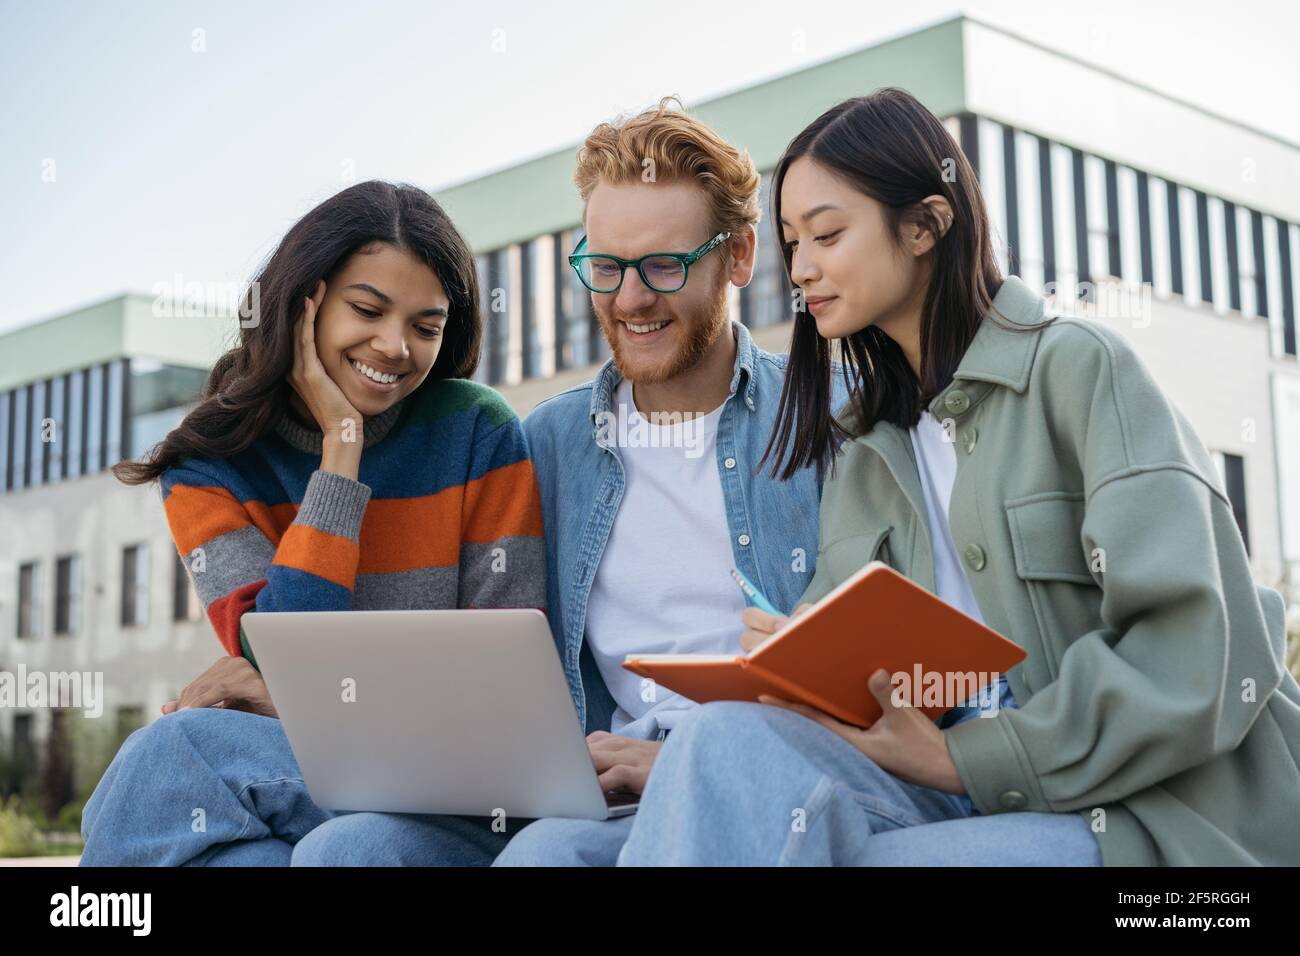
[958,115,1299,358]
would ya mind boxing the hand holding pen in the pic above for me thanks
[730,567,815,652]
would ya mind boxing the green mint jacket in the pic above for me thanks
[798,274,1300,866]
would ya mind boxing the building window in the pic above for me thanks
[1178,186,1204,308]
[17,561,41,638]
[1212,452,1250,556]
[520,235,557,381]
[86,363,105,473]
[11,713,36,776]
[11,385,27,491]
[66,370,84,479]
[977,119,1011,275]
[106,359,126,466]
[471,255,490,384]
[520,239,538,380]
[121,543,150,627]
[48,376,65,480]
[172,551,201,622]
[484,250,508,385]
[1011,130,1043,290]
[1082,154,1112,288]
[1161,179,1182,297]
[1279,220,1298,358]
[27,382,45,487]
[54,554,81,636]
[0,390,10,492]
[743,173,787,330]
[128,360,206,460]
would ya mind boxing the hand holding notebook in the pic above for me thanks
[622,561,1026,728]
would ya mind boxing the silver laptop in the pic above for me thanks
[242,608,638,821]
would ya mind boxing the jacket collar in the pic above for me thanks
[588,319,760,428]
[924,274,1048,418]
[843,275,1050,591]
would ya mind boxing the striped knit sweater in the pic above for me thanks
[160,378,546,665]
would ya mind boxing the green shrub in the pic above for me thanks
[55,800,83,834]
[0,795,44,857]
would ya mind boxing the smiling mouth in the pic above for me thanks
[620,318,672,336]
[348,357,408,387]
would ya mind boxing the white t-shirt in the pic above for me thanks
[909,410,985,623]
[584,377,747,740]
[909,409,1011,713]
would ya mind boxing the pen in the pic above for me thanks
[730,567,782,617]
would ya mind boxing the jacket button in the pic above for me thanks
[944,389,970,414]
[998,790,1027,810]
[724,457,736,469]
[963,543,986,571]
[738,534,751,546]
[962,427,978,455]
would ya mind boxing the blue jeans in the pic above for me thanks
[79,707,521,866]
[495,682,1103,866]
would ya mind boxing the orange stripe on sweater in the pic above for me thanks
[164,484,295,554]
[461,459,545,544]
[358,488,462,574]
[168,462,539,579]
[273,524,360,589]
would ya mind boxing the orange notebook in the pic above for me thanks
[622,561,1027,728]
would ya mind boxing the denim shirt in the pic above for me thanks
[522,320,851,735]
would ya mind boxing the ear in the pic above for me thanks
[725,225,758,289]
[904,195,954,256]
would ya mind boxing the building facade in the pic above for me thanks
[2,14,1298,795]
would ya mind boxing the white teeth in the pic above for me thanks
[351,359,401,384]
[626,320,668,334]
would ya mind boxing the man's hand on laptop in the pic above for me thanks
[161,656,279,718]
[739,603,814,652]
[587,732,661,795]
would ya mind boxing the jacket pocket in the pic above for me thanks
[1004,492,1100,683]
[1005,492,1093,583]
[817,527,893,588]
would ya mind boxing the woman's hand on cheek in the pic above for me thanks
[290,280,363,443]
[758,668,967,795]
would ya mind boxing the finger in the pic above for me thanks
[177,680,231,710]
[597,765,636,793]
[741,606,782,632]
[588,748,618,772]
[793,603,815,618]
[300,297,318,352]
[161,700,177,715]
[739,627,770,652]
[868,668,903,710]
[587,736,633,762]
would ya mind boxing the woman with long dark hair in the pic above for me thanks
[614,89,1299,866]
[81,180,546,866]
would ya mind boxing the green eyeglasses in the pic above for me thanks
[569,232,731,294]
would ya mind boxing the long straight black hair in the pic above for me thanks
[114,180,482,485]
[761,88,1008,482]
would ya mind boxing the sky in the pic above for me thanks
[1,0,1297,335]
